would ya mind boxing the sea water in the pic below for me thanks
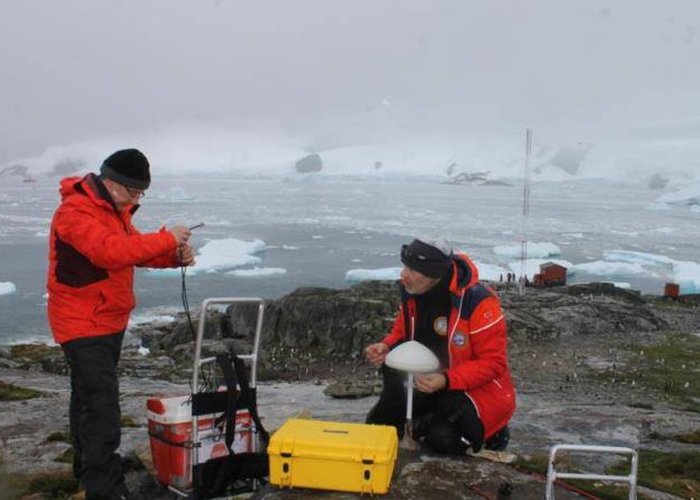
[1,174,698,344]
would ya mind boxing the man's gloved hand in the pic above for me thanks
[169,225,192,245]
[364,342,389,366]
[178,243,196,266]
[415,372,447,393]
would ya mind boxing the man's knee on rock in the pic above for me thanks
[424,416,467,455]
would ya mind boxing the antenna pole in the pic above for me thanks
[519,128,532,295]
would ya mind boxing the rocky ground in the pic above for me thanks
[1,282,699,499]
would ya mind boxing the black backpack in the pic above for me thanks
[191,353,269,498]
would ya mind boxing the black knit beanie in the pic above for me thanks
[100,149,151,190]
[400,239,452,279]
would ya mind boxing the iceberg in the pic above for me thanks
[494,242,561,259]
[148,238,266,276]
[592,250,700,294]
[190,238,265,274]
[573,261,646,277]
[655,182,700,206]
[345,267,402,282]
[672,260,700,294]
[603,250,675,267]
[156,186,196,202]
[226,267,287,278]
[0,281,16,296]
[473,262,510,282]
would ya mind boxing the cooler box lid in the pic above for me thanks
[146,395,194,424]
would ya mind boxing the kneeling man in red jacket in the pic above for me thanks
[365,239,516,454]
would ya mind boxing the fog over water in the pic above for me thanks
[1,1,699,176]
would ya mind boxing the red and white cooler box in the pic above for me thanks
[147,395,254,489]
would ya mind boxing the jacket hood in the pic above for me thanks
[58,175,84,200]
[448,252,479,294]
[59,173,131,213]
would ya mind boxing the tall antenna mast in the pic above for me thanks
[519,128,532,295]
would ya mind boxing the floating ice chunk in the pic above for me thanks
[149,238,265,276]
[672,260,700,294]
[0,282,16,296]
[494,242,561,259]
[201,217,232,227]
[191,238,265,274]
[267,244,299,250]
[226,267,287,277]
[156,186,195,202]
[655,182,700,206]
[573,261,646,277]
[603,250,675,267]
[129,313,176,326]
[473,262,510,282]
[345,267,402,282]
[611,230,639,237]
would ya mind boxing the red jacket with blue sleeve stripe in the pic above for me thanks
[381,253,516,438]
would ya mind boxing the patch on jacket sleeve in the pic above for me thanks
[434,316,448,336]
[55,233,108,287]
[469,296,504,335]
[452,331,468,347]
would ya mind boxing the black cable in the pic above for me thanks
[179,246,213,392]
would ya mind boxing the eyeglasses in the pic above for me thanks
[124,186,146,198]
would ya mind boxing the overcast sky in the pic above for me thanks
[1,0,699,164]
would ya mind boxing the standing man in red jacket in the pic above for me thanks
[365,239,516,455]
[47,149,195,499]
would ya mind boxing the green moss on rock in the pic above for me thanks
[121,415,141,428]
[46,431,71,443]
[7,470,79,499]
[596,333,700,412]
[9,343,61,363]
[610,449,700,498]
[0,380,42,400]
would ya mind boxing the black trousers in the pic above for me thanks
[366,365,485,454]
[62,332,128,500]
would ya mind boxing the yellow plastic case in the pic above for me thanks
[268,418,398,494]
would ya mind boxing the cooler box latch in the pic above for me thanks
[361,454,375,495]
[279,445,294,486]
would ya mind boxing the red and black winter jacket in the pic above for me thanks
[47,174,179,344]
[381,253,516,438]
